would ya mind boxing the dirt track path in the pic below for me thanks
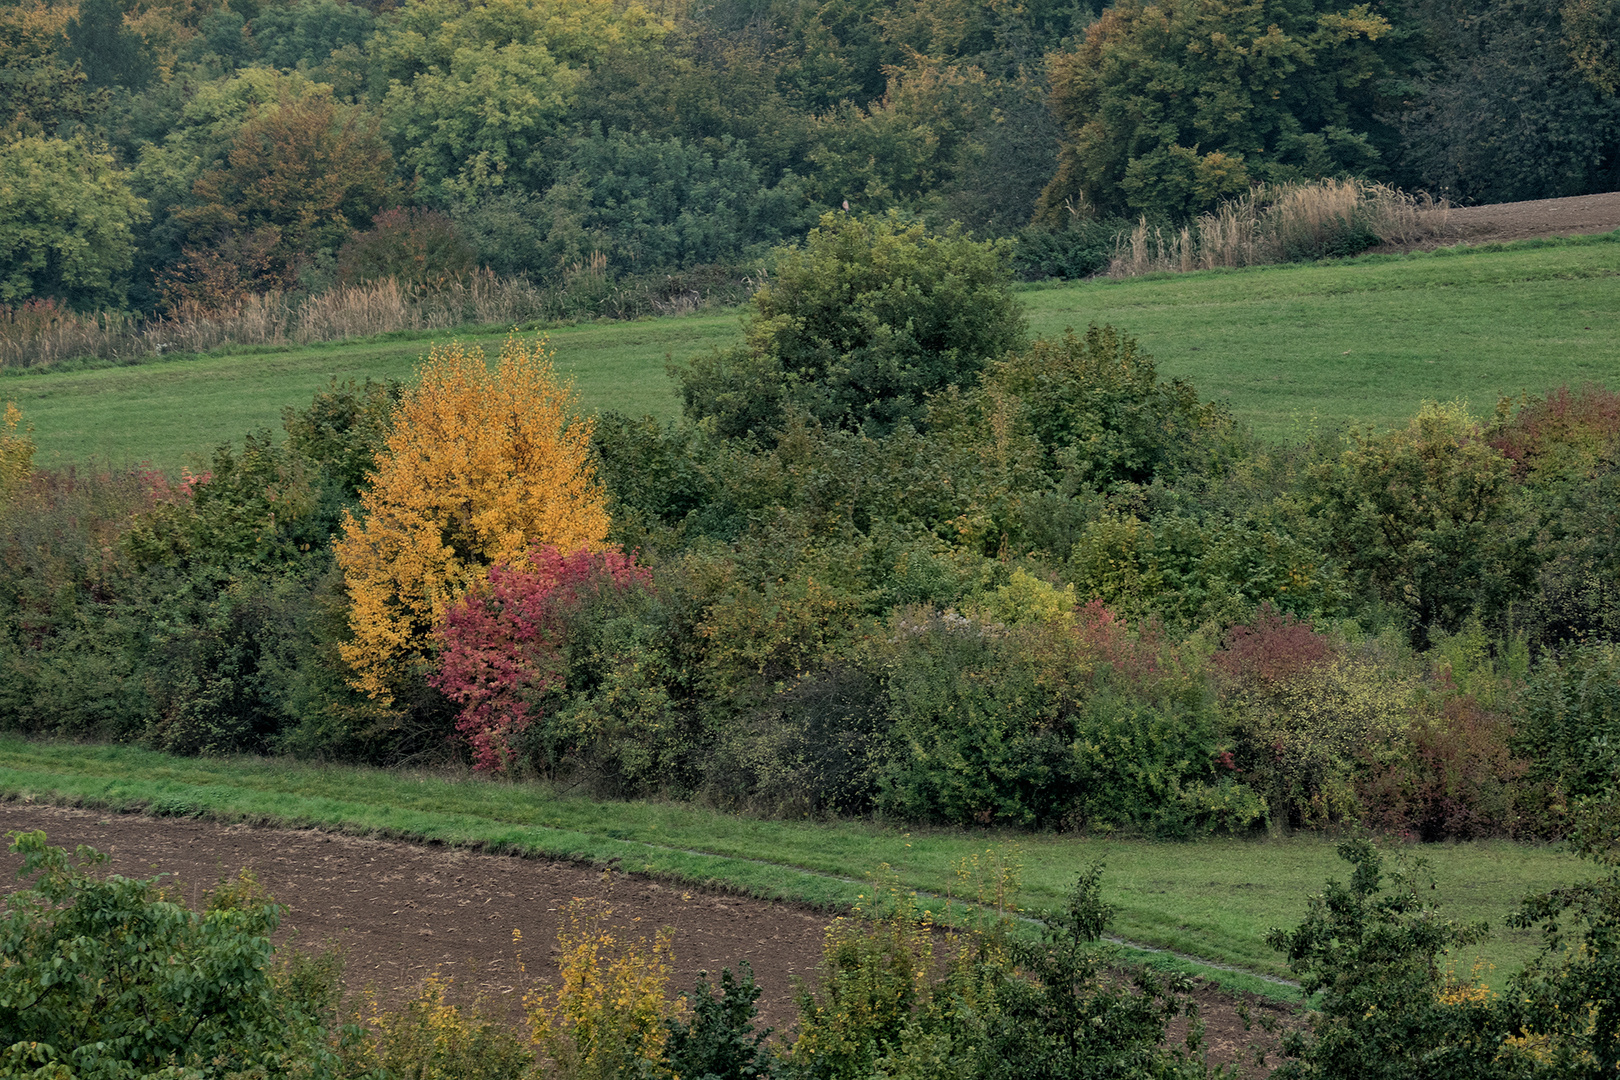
[0,801,1286,1073]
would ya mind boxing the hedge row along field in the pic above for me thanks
[3,215,1620,1076]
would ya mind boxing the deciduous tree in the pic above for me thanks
[336,335,610,700]
[0,135,147,307]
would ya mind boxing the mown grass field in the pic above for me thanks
[3,234,1617,471]
[0,739,1581,1001]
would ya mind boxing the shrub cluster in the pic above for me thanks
[3,222,1619,844]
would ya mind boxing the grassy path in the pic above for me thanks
[0,739,1580,1001]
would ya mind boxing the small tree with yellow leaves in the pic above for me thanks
[335,335,609,701]
[0,402,34,499]
[526,896,681,1080]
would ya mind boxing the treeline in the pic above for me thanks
[1,216,1617,842]
[2,0,1618,318]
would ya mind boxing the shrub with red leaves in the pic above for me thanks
[432,545,651,772]
[1069,598,1165,688]
[1491,384,1620,480]
[1356,691,1530,840]
[1211,603,1333,688]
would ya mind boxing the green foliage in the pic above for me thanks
[666,963,778,1080]
[1503,790,1620,1075]
[530,128,816,279]
[1039,0,1396,222]
[982,325,1229,489]
[1309,401,1534,644]
[63,0,155,91]
[375,0,671,203]
[869,606,1241,833]
[251,0,377,73]
[1513,643,1620,802]
[1399,0,1620,202]
[1265,840,1500,1079]
[0,135,147,308]
[789,883,958,1080]
[0,830,348,1079]
[1010,219,1131,281]
[678,213,1025,439]
[981,866,1216,1080]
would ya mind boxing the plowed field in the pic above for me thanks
[0,801,1287,1074]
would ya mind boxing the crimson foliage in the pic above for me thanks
[433,545,651,772]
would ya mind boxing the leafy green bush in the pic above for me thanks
[1309,401,1535,645]
[0,830,352,1079]
[980,325,1229,491]
[1265,840,1498,1080]
[871,605,1242,833]
[1513,643,1620,803]
[1010,219,1132,280]
[665,962,778,1080]
[678,213,1025,440]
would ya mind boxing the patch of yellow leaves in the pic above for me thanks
[336,334,609,700]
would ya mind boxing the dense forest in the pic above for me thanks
[3,0,1618,314]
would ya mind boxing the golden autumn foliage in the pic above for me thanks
[525,897,682,1079]
[335,335,609,700]
[0,402,35,499]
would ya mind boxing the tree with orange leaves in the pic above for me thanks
[335,335,609,701]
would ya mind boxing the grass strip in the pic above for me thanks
[0,739,1580,1001]
[0,757,1296,1001]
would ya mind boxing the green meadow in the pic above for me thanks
[4,234,1617,472]
[0,739,1581,1001]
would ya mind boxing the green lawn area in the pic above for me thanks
[3,233,1617,470]
[1027,235,1620,437]
[0,739,1582,1001]
[2,315,731,472]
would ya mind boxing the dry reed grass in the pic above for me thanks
[1108,179,1453,278]
[0,264,760,371]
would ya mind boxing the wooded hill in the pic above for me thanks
[3,0,1618,315]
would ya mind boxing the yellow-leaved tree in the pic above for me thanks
[0,402,35,499]
[335,335,609,700]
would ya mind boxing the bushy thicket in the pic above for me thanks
[3,222,1620,843]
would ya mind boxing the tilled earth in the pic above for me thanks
[1446,190,1620,243]
[1381,189,1620,252]
[0,801,1288,1075]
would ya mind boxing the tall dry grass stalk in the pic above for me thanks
[1108,179,1453,278]
[0,265,759,371]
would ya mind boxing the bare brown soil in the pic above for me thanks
[1447,191,1620,243]
[1383,190,1620,253]
[0,801,1289,1075]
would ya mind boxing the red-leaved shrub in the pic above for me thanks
[1491,384,1620,479]
[1069,598,1164,688]
[1355,691,1529,840]
[432,545,650,771]
[1212,603,1333,688]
